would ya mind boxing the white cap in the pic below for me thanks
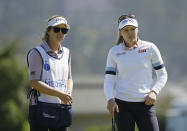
[119,18,138,30]
[48,17,69,27]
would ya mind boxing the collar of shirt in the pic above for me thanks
[120,40,140,51]
[41,41,63,59]
[42,41,63,53]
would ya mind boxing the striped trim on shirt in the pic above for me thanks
[152,62,164,70]
[105,67,116,75]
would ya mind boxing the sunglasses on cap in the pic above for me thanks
[53,27,69,34]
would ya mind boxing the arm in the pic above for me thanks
[30,80,72,103]
[152,68,168,95]
[104,48,119,117]
[66,52,73,96]
[104,49,116,101]
[145,44,168,105]
[67,79,73,96]
[151,44,168,94]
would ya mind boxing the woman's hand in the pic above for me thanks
[59,93,72,104]
[66,90,72,97]
[145,91,157,105]
[107,98,119,118]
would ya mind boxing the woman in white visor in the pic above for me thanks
[27,15,73,131]
[104,14,167,131]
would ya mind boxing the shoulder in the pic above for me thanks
[140,40,159,50]
[27,46,43,62]
[62,46,70,52]
[27,47,43,66]
[108,44,121,54]
[62,46,70,57]
[28,47,41,57]
[140,40,154,47]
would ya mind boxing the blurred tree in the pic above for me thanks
[0,42,28,131]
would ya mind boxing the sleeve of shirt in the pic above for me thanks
[151,44,168,95]
[27,48,43,80]
[104,48,117,101]
[68,51,72,79]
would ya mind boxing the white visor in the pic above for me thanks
[119,18,138,30]
[48,17,69,27]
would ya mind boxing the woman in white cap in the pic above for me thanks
[27,15,73,131]
[104,14,168,131]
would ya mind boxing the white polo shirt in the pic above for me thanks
[104,40,167,102]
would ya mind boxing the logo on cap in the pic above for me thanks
[55,17,64,22]
[119,18,138,30]
[48,17,68,27]
[122,19,134,24]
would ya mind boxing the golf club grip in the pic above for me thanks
[112,118,116,131]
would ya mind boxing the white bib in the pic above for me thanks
[35,46,69,103]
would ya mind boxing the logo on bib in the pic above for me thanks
[43,61,50,71]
